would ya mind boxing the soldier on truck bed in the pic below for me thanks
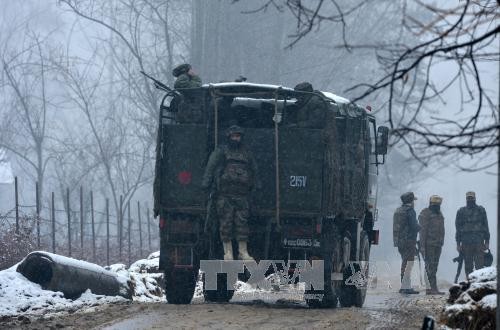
[201,125,258,261]
[172,63,203,123]
[455,191,490,277]
[418,195,445,295]
[289,82,327,129]
[393,192,420,294]
[172,63,202,89]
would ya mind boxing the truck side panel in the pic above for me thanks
[162,124,207,211]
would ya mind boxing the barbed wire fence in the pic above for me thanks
[0,177,159,270]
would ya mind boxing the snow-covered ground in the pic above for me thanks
[0,252,166,317]
[442,266,497,329]
[0,263,126,316]
[0,251,293,318]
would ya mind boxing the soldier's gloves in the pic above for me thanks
[484,241,489,250]
[153,208,159,218]
[456,244,462,252]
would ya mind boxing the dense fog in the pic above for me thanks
[0,0,497,287]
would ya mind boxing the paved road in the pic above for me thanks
[2,287,446,330]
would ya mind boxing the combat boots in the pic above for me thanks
[400,288,420,294]
[223,241,233,260]
[238,241,252,260]
[426,288,445,295]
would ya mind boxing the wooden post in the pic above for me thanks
[106,198,110,266]
[119,195,123,260]
[147,207,151,252]
[36,181,40,248]
[138,201,142,257]
[51,192,55,253]
[80,186,84,256]
[91,191,96,262]
[66,188,71,257]
[127,201,131,267]
[14,176,19,234]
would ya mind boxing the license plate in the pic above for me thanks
[283,238,320,248]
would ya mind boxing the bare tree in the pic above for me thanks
[59,0,191,142]
[242,0,499,166]
[55,52,152,223]
[0,30,59,198]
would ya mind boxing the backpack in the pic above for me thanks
[393,206,408,247]
[217,147,252,195]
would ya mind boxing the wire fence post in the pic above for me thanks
[91,190,96,262]
[80,186,84,257]
[138,201,142,258]
[147,207,151,252]
[14,176,19,234]
[119,195,123,260]
[66,188,71,257]
[127,201,131,267]
[106,198,110,266]
[51,192,55,253]
[36,181,40,248]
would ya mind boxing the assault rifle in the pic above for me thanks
[416,241,424,286]
[140,71,177,94]
[453,252,464,283]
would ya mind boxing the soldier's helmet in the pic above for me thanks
[294,82,314,92]
[400,192,417,204]
[466,191,476,199]
[172,63,191,77]
[226,125,244,137]
[429,195,443,205]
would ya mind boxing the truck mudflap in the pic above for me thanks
[159,213,201,270]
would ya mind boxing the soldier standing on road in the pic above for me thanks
[201,125,258,261]
[455,191,490,277]
[393,192,421,294]
[418,195,445,295]
[290,82,327,128]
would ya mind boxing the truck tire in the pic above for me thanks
[203,273,235,303]
[339,231,369,307]
[305,224,340,308]
[165,268,197,304]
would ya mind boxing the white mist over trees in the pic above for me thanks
[0,0,496,282]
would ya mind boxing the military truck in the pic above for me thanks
[152,82,389,308]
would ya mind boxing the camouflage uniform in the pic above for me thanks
[174,73,202,89]
[173,63,202,89]
[293,82,327,129]
[455,192,490,276]
[393,192,420,292]
[418,196,444,293]
[201,135,257,242]
[172,63,203,123]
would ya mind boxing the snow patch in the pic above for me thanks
[0,265,125,317]
[442,266,496,329]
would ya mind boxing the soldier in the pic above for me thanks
[201,125,258,261]
[290,82,327,128]
[418,195,445,295]
[393,192,420,294]
[455,191,490,277]
[172,63,203,123]
[172,63,202,89]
